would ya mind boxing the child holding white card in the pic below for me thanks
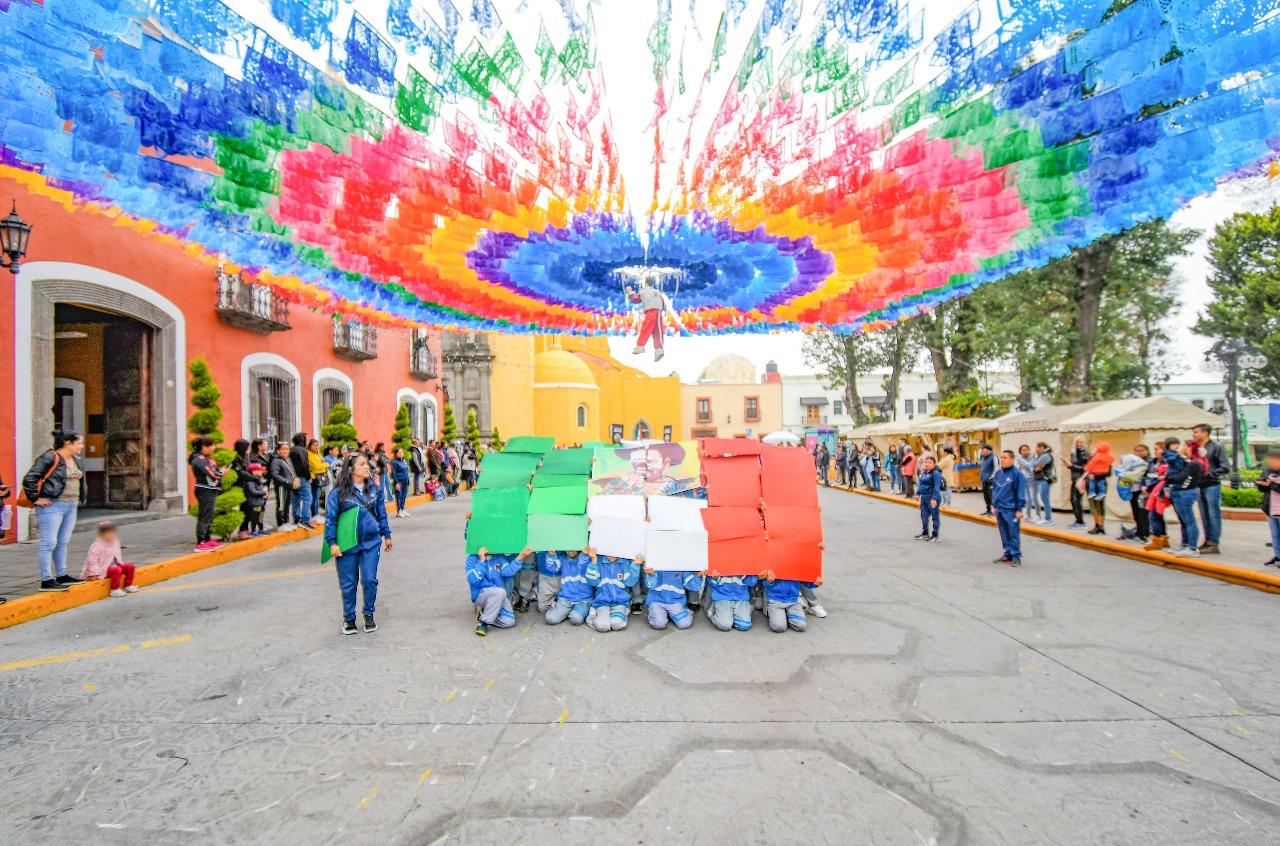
[642,567,704,630]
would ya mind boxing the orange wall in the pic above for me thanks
[2,178,444,476]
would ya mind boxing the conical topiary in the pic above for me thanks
[321,402,359,449]
[186,358,244,539]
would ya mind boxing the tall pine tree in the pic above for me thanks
[186,359,244,539]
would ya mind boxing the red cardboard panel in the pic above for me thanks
[701,506,765,541]
[708,535,768,577]
[703,456,763,507]
[699,437,763,458]
[763,506,823,544]
[759,445,819,508]
[767,539,823,582]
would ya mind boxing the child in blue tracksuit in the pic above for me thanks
[586,554,642,632]
[390,448,411,516]
[991,450,1028,567]
[914,455,944,542]
[545,548,595,625]
[705,572,759,631]
[762,572,815,633]
[467,546,526,636]
[534,550,573,614]
[325,477,393,635]
[643,567,705,630]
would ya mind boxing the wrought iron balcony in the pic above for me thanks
[333,321,378,361]
[215,266,290,333]
[410,338,438,380]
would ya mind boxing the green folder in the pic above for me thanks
[528,484,588,515]
[526,514,588,552]
[320,507,360,564]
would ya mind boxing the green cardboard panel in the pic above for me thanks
[538,447,595,475]
[528,483,588,515]
[526,514,588,552]
[503,436,556,455]
[472,486,530,518]
[475,470,533,490]
[532,473,589,488]
[466,515,528,555]
[480,451,542,475]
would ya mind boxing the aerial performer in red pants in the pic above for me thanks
[627,280,678,362]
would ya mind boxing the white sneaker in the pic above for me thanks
[806,603,828,618]
[1175,546,1200,557]
[124,585,139,593]
[401,511,411,517]
[654,349,665,361]
[631,346,644,355]
[109,588,126,597]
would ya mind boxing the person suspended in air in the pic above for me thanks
[626,278,679,362]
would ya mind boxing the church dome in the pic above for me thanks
[698,353,757,384]
[534,348,597,385]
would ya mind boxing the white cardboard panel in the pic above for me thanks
[588,515,648,559]
[587,494,647,522]
[646,496,708,531]
[644,529,709,572]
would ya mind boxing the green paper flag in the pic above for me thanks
[528,484,588,515]
[321,507,359,564]
[526,514,588,552]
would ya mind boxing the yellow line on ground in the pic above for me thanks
[144,566,330,594]
[0,634,192,672]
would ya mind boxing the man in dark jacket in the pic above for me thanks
[288,432,314,530]
[410,439,426,495]
[270,442,298,529]
[1256,448,1280,567]
[1192,423,1227,554]
[978,444,996,516]
[1064,436,1089,528]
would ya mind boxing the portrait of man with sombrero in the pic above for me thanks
[591,442,699,496]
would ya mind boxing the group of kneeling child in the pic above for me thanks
[466,547,827,637]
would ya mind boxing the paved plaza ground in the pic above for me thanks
[1,488,1278,845]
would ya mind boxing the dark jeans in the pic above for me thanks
[310,480,322,518]
[412,471,424,495]
[1129,495,1149,539]
[195,487,219,543]
[394,481,408,512]
[981,480,993,512]
[335,545,380,622]
[837,462,848,486]
[1069,476,1084,523]
[920,502,940,536]
[275,485,292,527]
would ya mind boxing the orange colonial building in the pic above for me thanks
[0,180,444,539]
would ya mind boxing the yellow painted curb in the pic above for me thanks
[830,484,1280,595]
[0,492,436,630]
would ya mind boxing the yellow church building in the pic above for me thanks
[478,335,683,445]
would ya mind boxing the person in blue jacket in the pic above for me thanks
[534,549,572,614]
[586,553,642,632]
[914,454,944,542]
[705,572,759,631]
[642,566,705,630]
[390,447,412,517]
[325,453,393,635]
[545,547,595,626]
[761,571,815,633]
[990,449,1027,567]
[467,545,528,636]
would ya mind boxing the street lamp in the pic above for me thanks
[1203,339,1269,488]
[0,201,31,274]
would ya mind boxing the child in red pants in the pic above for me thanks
[80,521,138,597]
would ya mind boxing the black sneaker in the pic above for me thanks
[688,603,701,612]
[514,597,529,613]
[39,579,69,592]
[993,556,1012,565]
[56,575,84,585]
[630,602,644,616]
[1010,558,1022,567]
[926,535,940,543]
[341,620,358,635]
[363,614,377,633]
[475,620,489,637]
[913,532,929,540]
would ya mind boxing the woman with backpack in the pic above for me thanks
[23,431,87,591]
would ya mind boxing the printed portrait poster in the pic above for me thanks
[590,440,700,496]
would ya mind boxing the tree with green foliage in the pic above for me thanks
[442,404,458,441]
[802,332,882,426]
[391,404,413,454]
[1196,205,1280,398]
[465,408,482,453]
[874,316,925,420]
[488,426,505,451]
[936,387,1013,419]
[186,358,243,539]
[320,402,359,449]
